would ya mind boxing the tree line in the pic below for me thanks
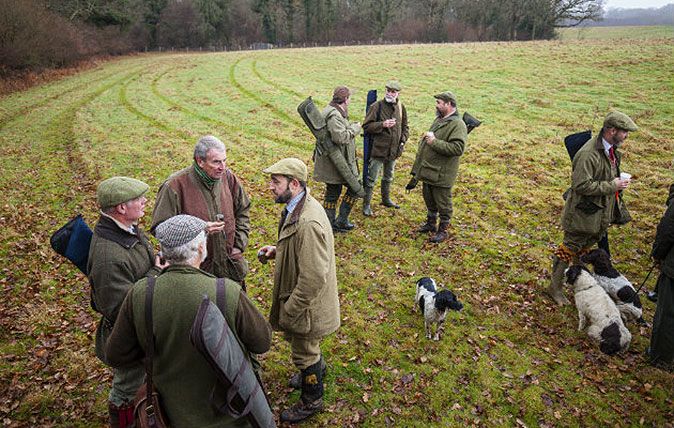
[1,0,604,73]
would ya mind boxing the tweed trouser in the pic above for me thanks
[286,334,322,370]
[555,231,605,264]
[365,158,395,188]
[109,363,145,406]
[422,183,453,223]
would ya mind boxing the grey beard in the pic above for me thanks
[385,95,397,103]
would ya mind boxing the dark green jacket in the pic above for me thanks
[105,265,271,428]
[561,135,620,238]
[411,111,467,188]
[652,184,674,278]
[313,105,361,184]
[362,99,409,161]
[87,214,159,364]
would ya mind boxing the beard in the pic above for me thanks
[385,94,397,103]
[435,107,442,118]
[275,187,293,204]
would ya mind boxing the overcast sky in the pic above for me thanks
[604,0,672,9]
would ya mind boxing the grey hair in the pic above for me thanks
[162,230,207,265]
[194,135,226,161]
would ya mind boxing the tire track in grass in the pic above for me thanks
[228,57,305,129]
[149,68,313,153]
[0,68,130,131]
[251,60,304,99]
[118,72,192,141]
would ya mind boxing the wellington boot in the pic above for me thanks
[289,356,327,390]
[380,181,400,209]
[430,222,449,243]
[334,201,354,232]
[281,359,324,423]
[416,215,437,233]
[545,256,570,306]
[362,187,374,216]
[324,207,336,227]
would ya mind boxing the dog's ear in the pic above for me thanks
[449,300,464,311]
[565,265,585,285]
[599,323,621,355]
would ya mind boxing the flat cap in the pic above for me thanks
[434,91,457,105]
[155,215,207,249]
[385,80,401,91]
[263,158,308,182]
[604,111,637,132]
[97,176,148,209]
[332,86,351,104]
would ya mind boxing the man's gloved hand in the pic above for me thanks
[405,177,418,192]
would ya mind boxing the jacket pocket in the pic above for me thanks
[417,161,440,183]
[279,304,311,335]
[576,198,603,215]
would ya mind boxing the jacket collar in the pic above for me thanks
[95,215,141,249]
[160,264,214,277]
[436,110,460,124]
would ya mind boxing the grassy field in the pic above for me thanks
[558,25,673,40]
[1,27,673,427]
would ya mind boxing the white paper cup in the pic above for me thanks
[620,172,632,180]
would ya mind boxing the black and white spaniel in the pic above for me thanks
[580,249,644,324]
[415,277,463,341]
[565,265,631,355]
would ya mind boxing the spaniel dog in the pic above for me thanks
[415,277,463,341]
[580,249,644,324]
[565,265,631,355]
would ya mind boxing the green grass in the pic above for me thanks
[1,27,673,426]
[558,25,674,40]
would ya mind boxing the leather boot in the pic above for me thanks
[430,221,449,243]
[289,356,327,390]
[380,181,400,209]
[281,359,324,423]
[416,215,437,233]
[545,255,570,306]
[324,207,336,227]
[362,186,374,216]
[334,201,354,232]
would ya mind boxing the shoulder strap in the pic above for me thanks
[144,276,156,404]
[376,101,382,123]
[215,278,240,326]
[216,277,226,313]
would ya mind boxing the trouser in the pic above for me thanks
[649,274,674,365]
[286,334,322,370]
[422,183,453,223]
[365,158,395,188]
[556,230,606,264]
[109,363,145,406]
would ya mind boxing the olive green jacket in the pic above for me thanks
[87,214,159,365]
[362,99,409,161]
[105,265,271,428]
[313,105,361,184]
[561,135,621,238]
[270,190,340,339]
[411,111,467,188]
[652,184,674,278]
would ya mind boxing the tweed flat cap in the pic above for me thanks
[332,86,351,104]
[385,80,401,91]
[604,111,637,132]
[155,215,207,249]
[97,176,148,209]
[263,158,308,182]
[434,91,457,105]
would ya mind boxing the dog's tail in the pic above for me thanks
[599,322,622,355]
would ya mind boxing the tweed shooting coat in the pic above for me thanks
[87,215,159,365]
[561,135,621,239]
[269,190,340,339]
[411,111,467,188]
[105,265,271,428]
[362,99,409,161]
[151,165,251,281]
[313,105,361,184]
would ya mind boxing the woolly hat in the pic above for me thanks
[97,176,148,209]
[155,215,207,249]
[332,86,351,104]
[603,111,638,132]
[263,158,308,182]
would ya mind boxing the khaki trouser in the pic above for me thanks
[422,183,453,223]
[286,334,321,370]
[365,158,396,187]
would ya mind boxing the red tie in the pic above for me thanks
[608,146,616,166]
